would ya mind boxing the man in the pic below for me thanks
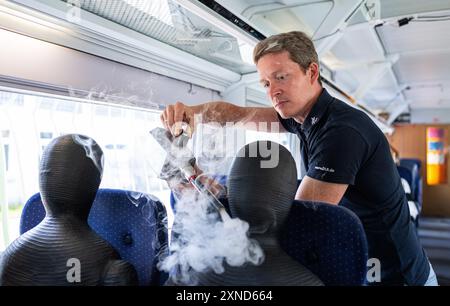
[161,31,436,285]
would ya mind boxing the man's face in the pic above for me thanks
[257,51,316,120]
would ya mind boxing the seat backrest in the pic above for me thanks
[280,200,369,286]
[399,158,421,172]
[399,158,422,209]
[20,188,169,286]
[397,165,414,193]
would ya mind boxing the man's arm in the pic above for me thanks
[295,176,348,205]
[161,101,285,136]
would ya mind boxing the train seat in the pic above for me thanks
[399,158,423,212]
[170,175,368,285]
[280,200,369,286]
[397,165,422,225]
[19,188,169,286]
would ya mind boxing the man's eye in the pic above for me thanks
[262,83,269,88]
[276,74,286,80]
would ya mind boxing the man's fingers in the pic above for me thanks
[172,102,187,136]
[173,102,185,123]
[184,113,195,138]
[196,174,225,197]
[161,101,196,137]
[160,112,169,131]
[175,182,193,192]
[161,104,176,131]
[193,164,203,175]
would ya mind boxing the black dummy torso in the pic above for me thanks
[0,134,137,286]
[189,141,323,286]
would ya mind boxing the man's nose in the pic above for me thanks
[269,86,282,100]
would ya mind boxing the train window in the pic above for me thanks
[0,89,171,251]
[245,130,290,149]
[245,130,304,178]
[68,0,256,74]
[243,102,302,176]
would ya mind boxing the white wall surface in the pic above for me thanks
[411,108,450,124]
[0,29,221,109]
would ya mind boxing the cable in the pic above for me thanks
[416,14,450,19]
[312,28,340,42]
[176,5,233,40]
[312,0,335,40]
[242,0,332,20]
[398,17,413,27]
[313,0,366,42]
[395,15,450,26]
[412,18,450,23]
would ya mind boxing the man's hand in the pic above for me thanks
[161,101,195,137]
[167,164,227,200]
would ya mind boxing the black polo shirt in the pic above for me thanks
[278,88,430,285]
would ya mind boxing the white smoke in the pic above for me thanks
[127,191,160,208]
[72,134,104,176]
[149,121,266,285]
[157,189,264,285]
[125,191,170,256]
[67,79,160,110]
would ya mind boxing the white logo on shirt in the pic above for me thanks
[311,116,319,125]
[315,166,335,173]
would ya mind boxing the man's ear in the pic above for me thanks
[309,62,320,84]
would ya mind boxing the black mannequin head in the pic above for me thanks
[227,141,297,236]
[39,134,103,219]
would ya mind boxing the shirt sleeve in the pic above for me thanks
[277,112,297,133]
[307,126,368,185]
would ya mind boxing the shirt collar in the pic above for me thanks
[300,88,334,133]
